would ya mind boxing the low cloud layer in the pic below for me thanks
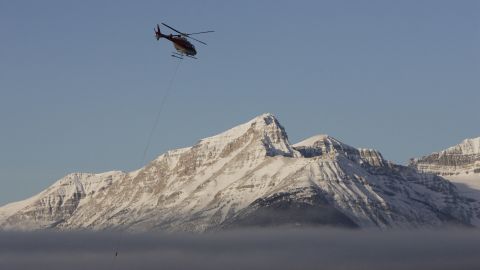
[1,228,480,270]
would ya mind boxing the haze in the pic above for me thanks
[2,228,480,270]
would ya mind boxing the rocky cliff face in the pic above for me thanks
[293,134,387,167]
[0,172,125,230]
[0,114,477,232]
[410,137,480,176]
[409,137,480,203]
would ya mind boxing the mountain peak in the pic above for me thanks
[293,134,386,167]
[294,134,351,149]
[443,137,480,155]
[410,136,480,176]
[200,113,279,142]
[196,113,297,158]
[253,112,276,121]
[293,134,354,157]
[1,115,476,232]
[242,113,284,135]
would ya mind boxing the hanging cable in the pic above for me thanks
[142,58,183,164]
[110,57,183,269]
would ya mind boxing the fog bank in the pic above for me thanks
[1,228,480,270]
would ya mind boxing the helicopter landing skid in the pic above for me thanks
[171,54,183,59]
[171,52,197,60]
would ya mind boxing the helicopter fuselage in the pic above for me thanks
[161,34,197,56]
[154,23,212,58]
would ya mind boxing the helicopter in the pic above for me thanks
[154,23,214,59]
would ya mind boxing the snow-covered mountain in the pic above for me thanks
[0,114,477,232]
[410,137,480,200]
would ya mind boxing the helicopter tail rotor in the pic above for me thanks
[154,24,162,40]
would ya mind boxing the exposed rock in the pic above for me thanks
[0,114,476,232]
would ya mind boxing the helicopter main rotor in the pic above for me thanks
[161,23,214,45]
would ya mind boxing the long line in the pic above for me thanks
[142,58,182,164]
[110,58,182,269]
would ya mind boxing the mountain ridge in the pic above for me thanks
[410,136,480,201]
[1,113,477,232]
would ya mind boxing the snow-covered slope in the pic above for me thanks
[410,137,480,176]
[0,171,126,230]
[410,137,480,201]
[0,114,477,232]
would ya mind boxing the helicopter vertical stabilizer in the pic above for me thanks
[155,24,162,40]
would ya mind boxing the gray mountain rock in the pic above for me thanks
[410,137,480,205]
[410,137,480,176]
[0,114,476,232]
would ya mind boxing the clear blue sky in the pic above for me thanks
[1,0,479,205]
